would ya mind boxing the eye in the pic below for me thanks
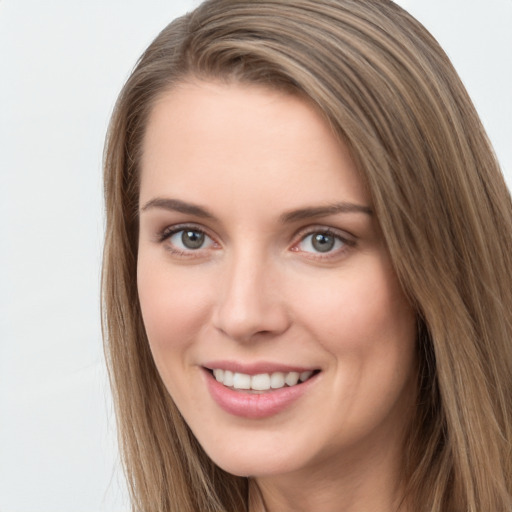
[171,229,207,250]
[294,229,353,256]
[160,226,217,254]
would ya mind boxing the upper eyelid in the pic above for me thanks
[292,225,356,244]
[159,223,214,241]
[158,225,218,257]
[156,222,355,250]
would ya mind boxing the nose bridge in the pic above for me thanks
[213,243,288,342]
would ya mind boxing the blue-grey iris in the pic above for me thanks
[182,230,205,249]
[312,233,335,252]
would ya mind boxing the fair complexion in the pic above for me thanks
[137,80,416,512]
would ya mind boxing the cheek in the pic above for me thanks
[290,256,416,359]
[290,260,417,436]
[137,258,212,360]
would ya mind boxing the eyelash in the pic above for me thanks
[157,224,355,260]
[291,227,355,260]
[158,224,217,258]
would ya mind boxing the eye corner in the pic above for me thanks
[289,226,356,261]
[154,223,221,259]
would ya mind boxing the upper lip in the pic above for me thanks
[202,360,319,375]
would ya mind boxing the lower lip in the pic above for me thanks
[204,370,319,419]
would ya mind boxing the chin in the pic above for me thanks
[197,433,311,478]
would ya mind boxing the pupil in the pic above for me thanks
[182,230,204,249]
[312,233,334,253]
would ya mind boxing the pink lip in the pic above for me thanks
[202,367,320,419]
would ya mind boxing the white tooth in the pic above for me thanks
[251,373,271,391]
[285,371,300,386]
[213,369,224,383]
[299,370,313,382]
[223,370,234,387]
[233,372,251,390]
[270,372,285,389]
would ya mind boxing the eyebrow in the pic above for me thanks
[140,197,373,222]
[140,197,215,218]
[279,202,373,223]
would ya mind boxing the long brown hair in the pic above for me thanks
[102,1,512,510]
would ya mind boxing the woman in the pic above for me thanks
[102,0,512,510]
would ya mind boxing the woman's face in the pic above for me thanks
[137,81,417,480]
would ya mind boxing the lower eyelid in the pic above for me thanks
[299,237,345,252]
[155,225,353,258]
[158,226,220,257]
[291,229,356,258]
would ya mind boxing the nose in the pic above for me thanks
[212,249,291,343]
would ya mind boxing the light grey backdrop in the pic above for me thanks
[0,1,510,511]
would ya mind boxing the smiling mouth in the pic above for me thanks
[206,368,320,392]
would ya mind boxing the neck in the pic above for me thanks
[248,436,410,512]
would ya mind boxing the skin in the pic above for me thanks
[137,80,417,512]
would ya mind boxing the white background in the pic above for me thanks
[0,1,510,511]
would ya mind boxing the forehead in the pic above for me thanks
[139,80,369,214]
